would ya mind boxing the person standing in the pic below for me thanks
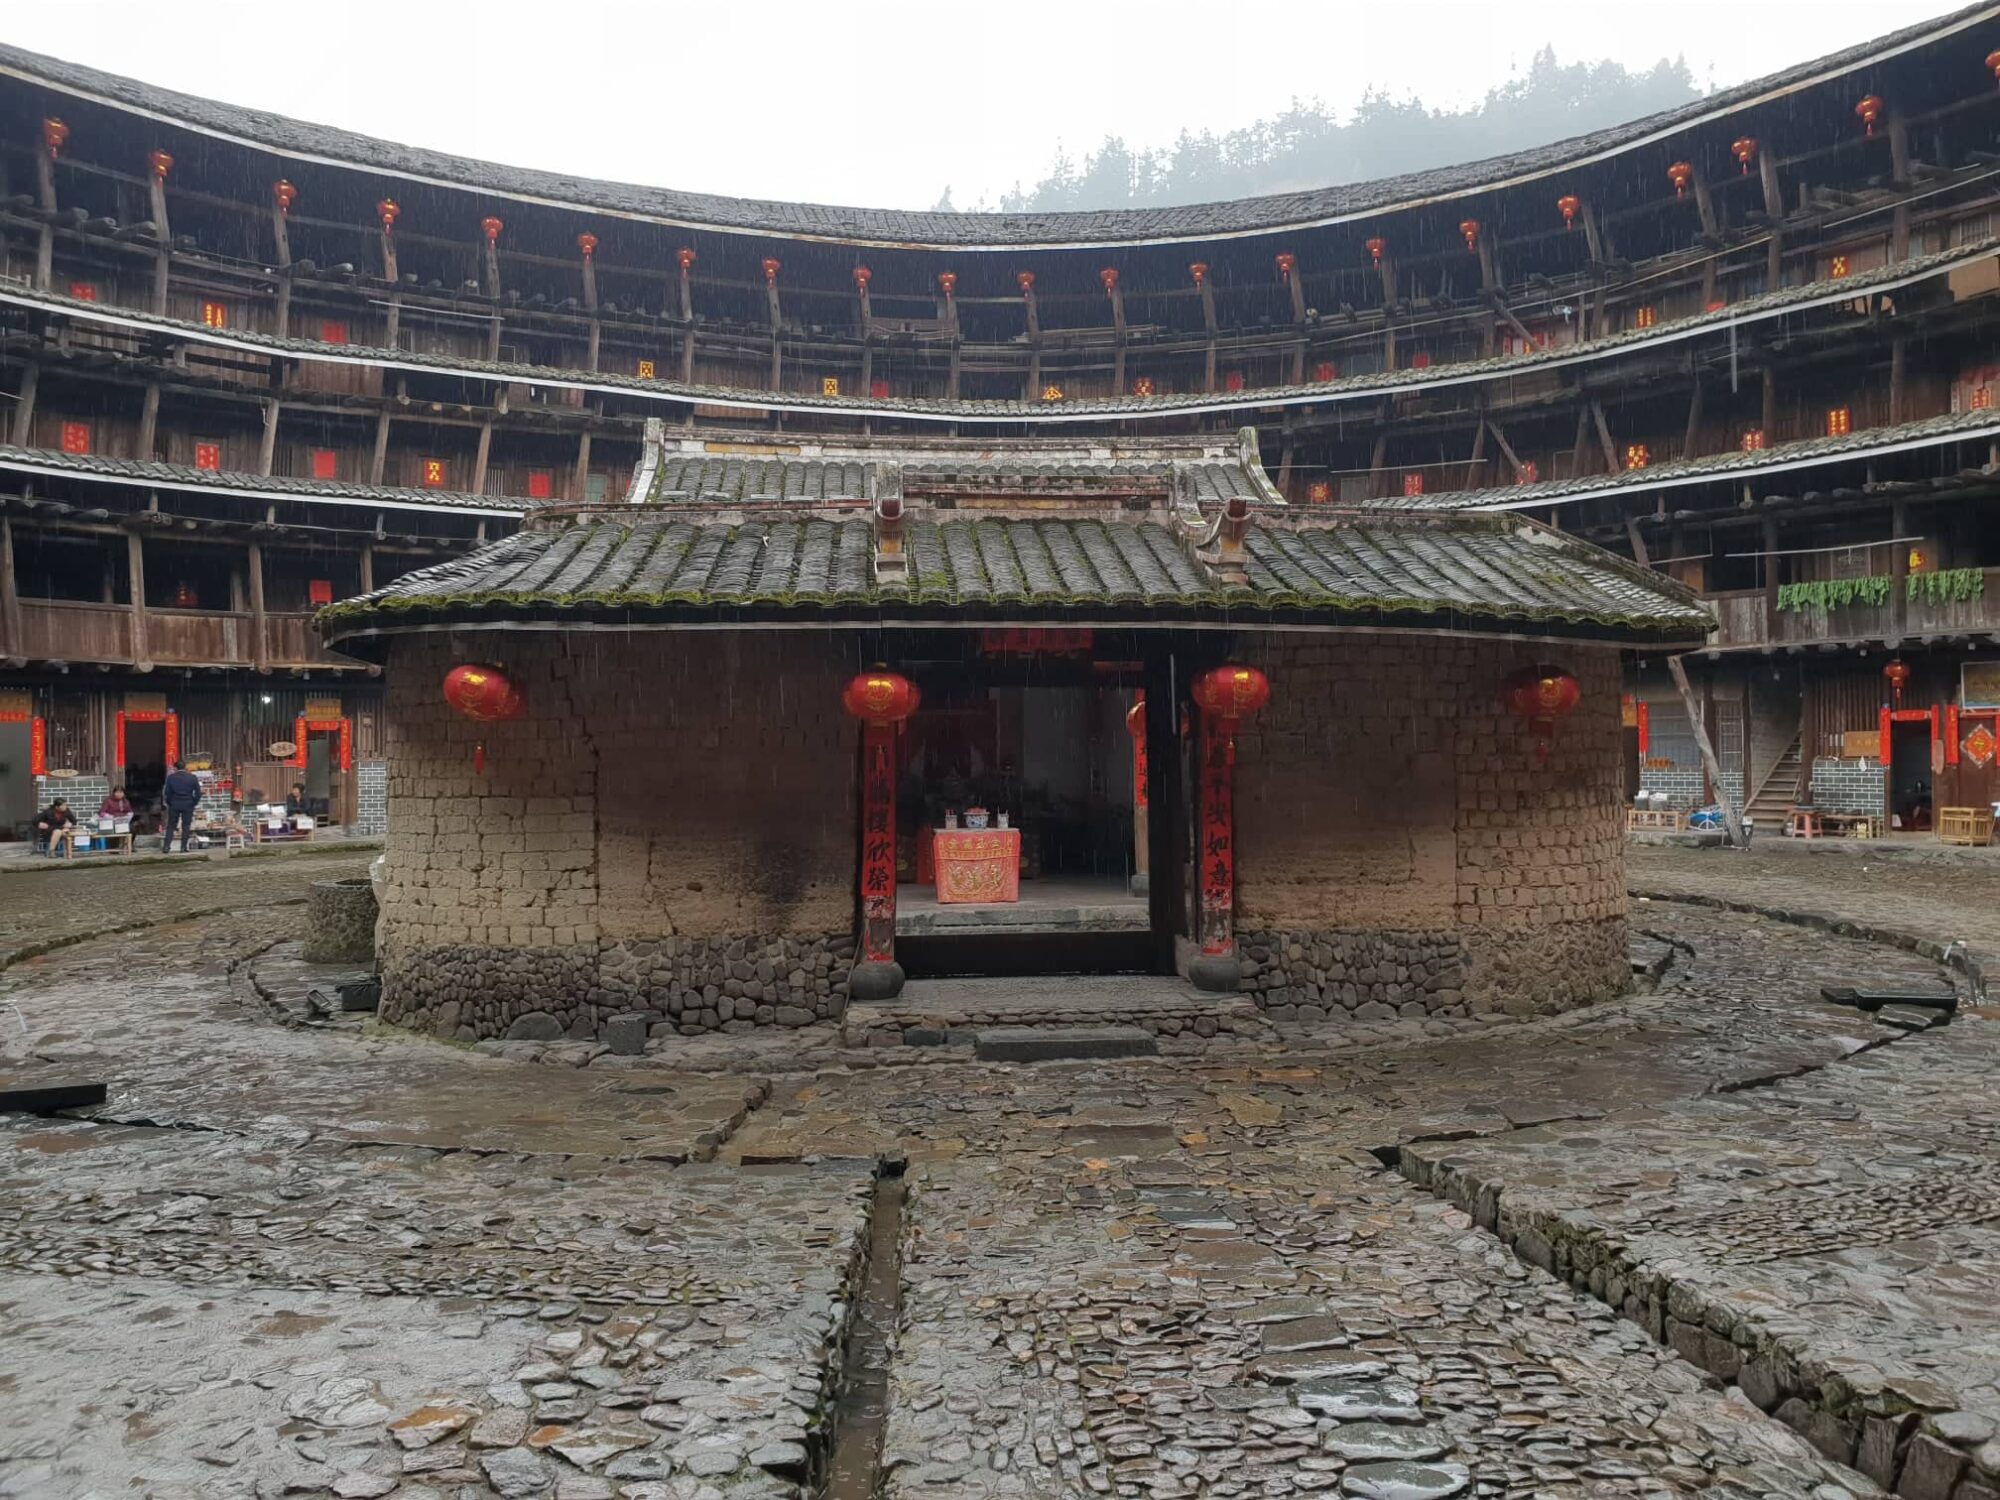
[160,761,202,853]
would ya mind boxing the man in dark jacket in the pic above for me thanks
[160,761,202,852]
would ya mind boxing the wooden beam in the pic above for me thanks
[1691,174,1718,239]
[126,531,151,673]
[33,151,54,291]
[257,398,280,477]
[1762,514,1781,640]
[1890,498,1910,636]
[1681,372,1704,461]
[9,365,37,446]
[270,196,291,269]
[1589,400,1619,472]
[1570,404,1592,477]
[148,170,171,316]
[472,419,493,496]
[359,545,374,595]
[1889,336,1906,423]
[1761,365,1778,440]
[1626,515,1744,845]
[0,517,22,663]
[1580,199,1607,264]
[1463,419,1487,490]
[246,538,268,675]
[369,409,392,486]
[1486,418,1526,481]
[572,419,595,499]
[1367,428,1389,499]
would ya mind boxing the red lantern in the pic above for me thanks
[42,118,68,160]
[443,663,525,723]
[481,215,503,244]
[1855,95,1884,137]
[1987,49,2000,85]
[1459,219,1479,252]
[1017,270,1035,292]
[1274,252,1296,281]
[1504,665,1581,764]
[1667,161,1694,199]
[1364,237,1386,268]
[376,198,399,234]
[1191,665,1272,722]
[273,179,297,214]
[937,271,956,297]
[1188,262,1208,286]
[842,670,920,728]
[1557,194,1580,228]
[148,150,173,180]
[1099,267,1119,292]
[677,247,696,271]
[1732,137,1757,175]
[1883,658,1911,707]
[853,265,872,290]
[762,257,781,285]
[576,232,597,260]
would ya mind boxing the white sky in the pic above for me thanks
[1,0,1964,210]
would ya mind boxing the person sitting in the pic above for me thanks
[285,782,311,819]
[160,761,202,853]
[98,786,133,821]
[34,798,76,855]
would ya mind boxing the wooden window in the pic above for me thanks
[60,421,90,455]
[307,580,334,606]
[1826,407,1852,437]
[200,301,227,329]
[318,320,350,345]
[193,441,222,472]
[1634,306,1658,330]
[585,472,610,503]
[1401,472,1425,496]
[1624,443,1651,470]
[1740,428,1766,452]
[421,457,447,489]
[310,448,338,480]
[67,281,97,302]
[636,359,656,379]
[527,469,553,500]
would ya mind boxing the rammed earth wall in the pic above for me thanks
[1232,637,1629,1019]
[376,633,856,1043]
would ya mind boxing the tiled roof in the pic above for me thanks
[0,444,529,516]
[1362,409,2000,513]
[3,7,1989,247]
[3,238,1991,423]
[318,510,1709,644]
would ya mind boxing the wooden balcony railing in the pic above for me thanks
[1706,568,2000,649]
[14,600,365,670]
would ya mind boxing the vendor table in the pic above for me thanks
[251,819,316,844]
[63,831,133,860]
[933,827,1021,904]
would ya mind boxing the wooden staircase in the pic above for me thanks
[1745,737,1804,829]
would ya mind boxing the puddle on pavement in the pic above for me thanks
[252,1311,336,1338]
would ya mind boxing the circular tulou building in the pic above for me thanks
[7,9,2000,1041]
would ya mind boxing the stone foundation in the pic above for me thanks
[1237,919,1626,1021]
[302,877,378,965]
[382,933,853,1042]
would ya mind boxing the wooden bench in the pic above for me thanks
[1626,807,1684,831]
[1937,806,1996,846]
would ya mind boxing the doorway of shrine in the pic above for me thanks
[885,630,1176,979]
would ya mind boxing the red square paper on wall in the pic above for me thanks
[311,449,338,479]
[308,579,334,606]
[527,470,553,500]
[193,442,222,471]
[60,422,90,455]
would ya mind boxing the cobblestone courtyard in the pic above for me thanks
[4,845,2000,1498]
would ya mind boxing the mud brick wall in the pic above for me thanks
[377,633,854,1044]
[1235,636,1628,1019]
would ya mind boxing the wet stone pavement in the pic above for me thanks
[0,863,1995,1498]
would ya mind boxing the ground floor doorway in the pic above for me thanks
[1888,716,1935,831]
[885,632,1178,979]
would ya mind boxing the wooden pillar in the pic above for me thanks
[33,144,55,291]
[0,517,22,663]
[572,422,594,499]
[380,222,401,350]
[9,365,38,446]
[1590,400,1619,472]
[1763,514,1781,641]
[1187,677,1262,992]
[1691,174,1718,239]
[258,398,281,477]
[1682,370,1704,460]
[246,539,268,675]
[270,194,292,269]
[359,545,374,595]
[369,410,392,486]
[1889,337,1906,423]
[1126,693,1149,893]
[766,263,783,391]
[1196,270,1218,393]
[1580,199,1607,264]
[857,720,898,968]
[1761,365,1778,441]
[472,418,494,496]
[127,531,152,672]
[148,165,172,316]
[1890,498,1910,636]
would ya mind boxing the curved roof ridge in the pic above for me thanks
[4,4,1993,249]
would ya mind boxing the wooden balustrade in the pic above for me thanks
[16,600,362,670]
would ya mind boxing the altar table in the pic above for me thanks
[932,827,1021,904]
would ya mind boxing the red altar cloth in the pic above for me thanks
[932,827,1021,904]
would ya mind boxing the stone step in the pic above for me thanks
[844,976,1266,1047]
[972,1025,1159,1062]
